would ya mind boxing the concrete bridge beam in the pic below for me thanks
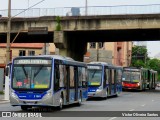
[54,31,87,61]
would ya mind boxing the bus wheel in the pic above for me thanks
[105,90,108,99]
[21,106,28,111]
[77,92,82,106]
[58,97,63,110]
[116,91,119,97]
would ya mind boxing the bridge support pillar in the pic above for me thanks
[54,31,87,61]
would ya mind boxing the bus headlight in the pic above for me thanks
[44,92,52,99]
[11,92,18,99]
[96,86,103,93]
[46,92,51,96]
[122,82,124,86]
[137,82,140,86]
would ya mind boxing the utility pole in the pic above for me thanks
[97,42,99,61]
[85,0,88,15]
[127,42,129,66]
[28,0,30,8]
[6,0,11,64]
[4,0,11,101]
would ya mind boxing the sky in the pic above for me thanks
[1,0,160,9]
[147,41,160,58]
[0,0,160,57]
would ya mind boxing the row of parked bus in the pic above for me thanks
[5,55,157,111]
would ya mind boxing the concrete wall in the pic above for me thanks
[86,49,112,64]
[86,42,133,66]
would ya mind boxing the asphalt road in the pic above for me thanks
[0,88,160,120]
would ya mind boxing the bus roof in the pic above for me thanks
[88,62,113,66]
[87,61,123,69]
[13,55,73,61]
[12,55,86,67]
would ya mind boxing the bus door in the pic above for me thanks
[108,69,112,95]
[66,66,70,103]
[74,67,78,101]
[147,70,150,88]
[151,73,153,89]
[103,67,107,89]
[153,73,155,88]
[114,69,117,94]
[69,66,75,103]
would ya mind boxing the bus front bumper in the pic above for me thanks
[10,94,53,107]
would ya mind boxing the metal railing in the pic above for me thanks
[0,4,160,18]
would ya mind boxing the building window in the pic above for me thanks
[28,51,35,56]
[19,50,26,56]
[98,42,104,48]
[90,42,96,48]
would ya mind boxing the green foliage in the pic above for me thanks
[131,60,145,67]
[131,46,148,68]
[0,91,4,94]
[146,58,160,81]
[56,16,61,31]
[131,45,160,81]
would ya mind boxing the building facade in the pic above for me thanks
[84,42,133,67]
[0,43,57,66]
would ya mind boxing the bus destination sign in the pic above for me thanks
[14,59,51,64]
[87,66,102,69]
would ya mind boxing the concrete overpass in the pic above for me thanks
[0,14,160,61]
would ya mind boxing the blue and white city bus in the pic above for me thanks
[9,55,88,110]
[87,62,123,98]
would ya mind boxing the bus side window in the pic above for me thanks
[106,69,109,84]
[54,64,60,91]
[112,69,115,84]
[103,68,107,88]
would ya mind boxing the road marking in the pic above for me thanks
[108,117,117,120]
[141,104,146,107]
[129,109,135,111]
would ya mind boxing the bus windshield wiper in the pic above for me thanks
[22,65,27,78]
[92,70,97,78]
[33,65,43,78]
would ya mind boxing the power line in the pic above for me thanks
[12,0,46,18]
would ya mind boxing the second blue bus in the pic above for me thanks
[87,62,123,98]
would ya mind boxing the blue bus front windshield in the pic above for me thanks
[12,65,51,89]
[122,71,140,82]
[88,69,102,86]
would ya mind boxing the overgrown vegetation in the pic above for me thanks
[0,91,4,94]
[55,16,61,31]
[131,45,160,81]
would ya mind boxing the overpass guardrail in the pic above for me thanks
[0,4,160,18]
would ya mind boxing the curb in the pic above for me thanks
[0,100,10,104]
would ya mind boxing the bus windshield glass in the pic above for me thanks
[122,71,140,82]
[88,69,102,86]
[12,65,51,89]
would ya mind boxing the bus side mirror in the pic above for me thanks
[5,67,9,76]
[82,81,88,87]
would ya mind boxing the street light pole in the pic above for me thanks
[6,0,11,64]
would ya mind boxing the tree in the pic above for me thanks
[146,58,160,81]
[131,46,148,67]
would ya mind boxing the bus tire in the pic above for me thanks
[77,91,82,106]
[58,95,63,110]
[116,88,119,97]
[21,106,28,111]
[105,89,108,99]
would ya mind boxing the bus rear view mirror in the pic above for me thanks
[82,81,87,87]
[5,66,9,76]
